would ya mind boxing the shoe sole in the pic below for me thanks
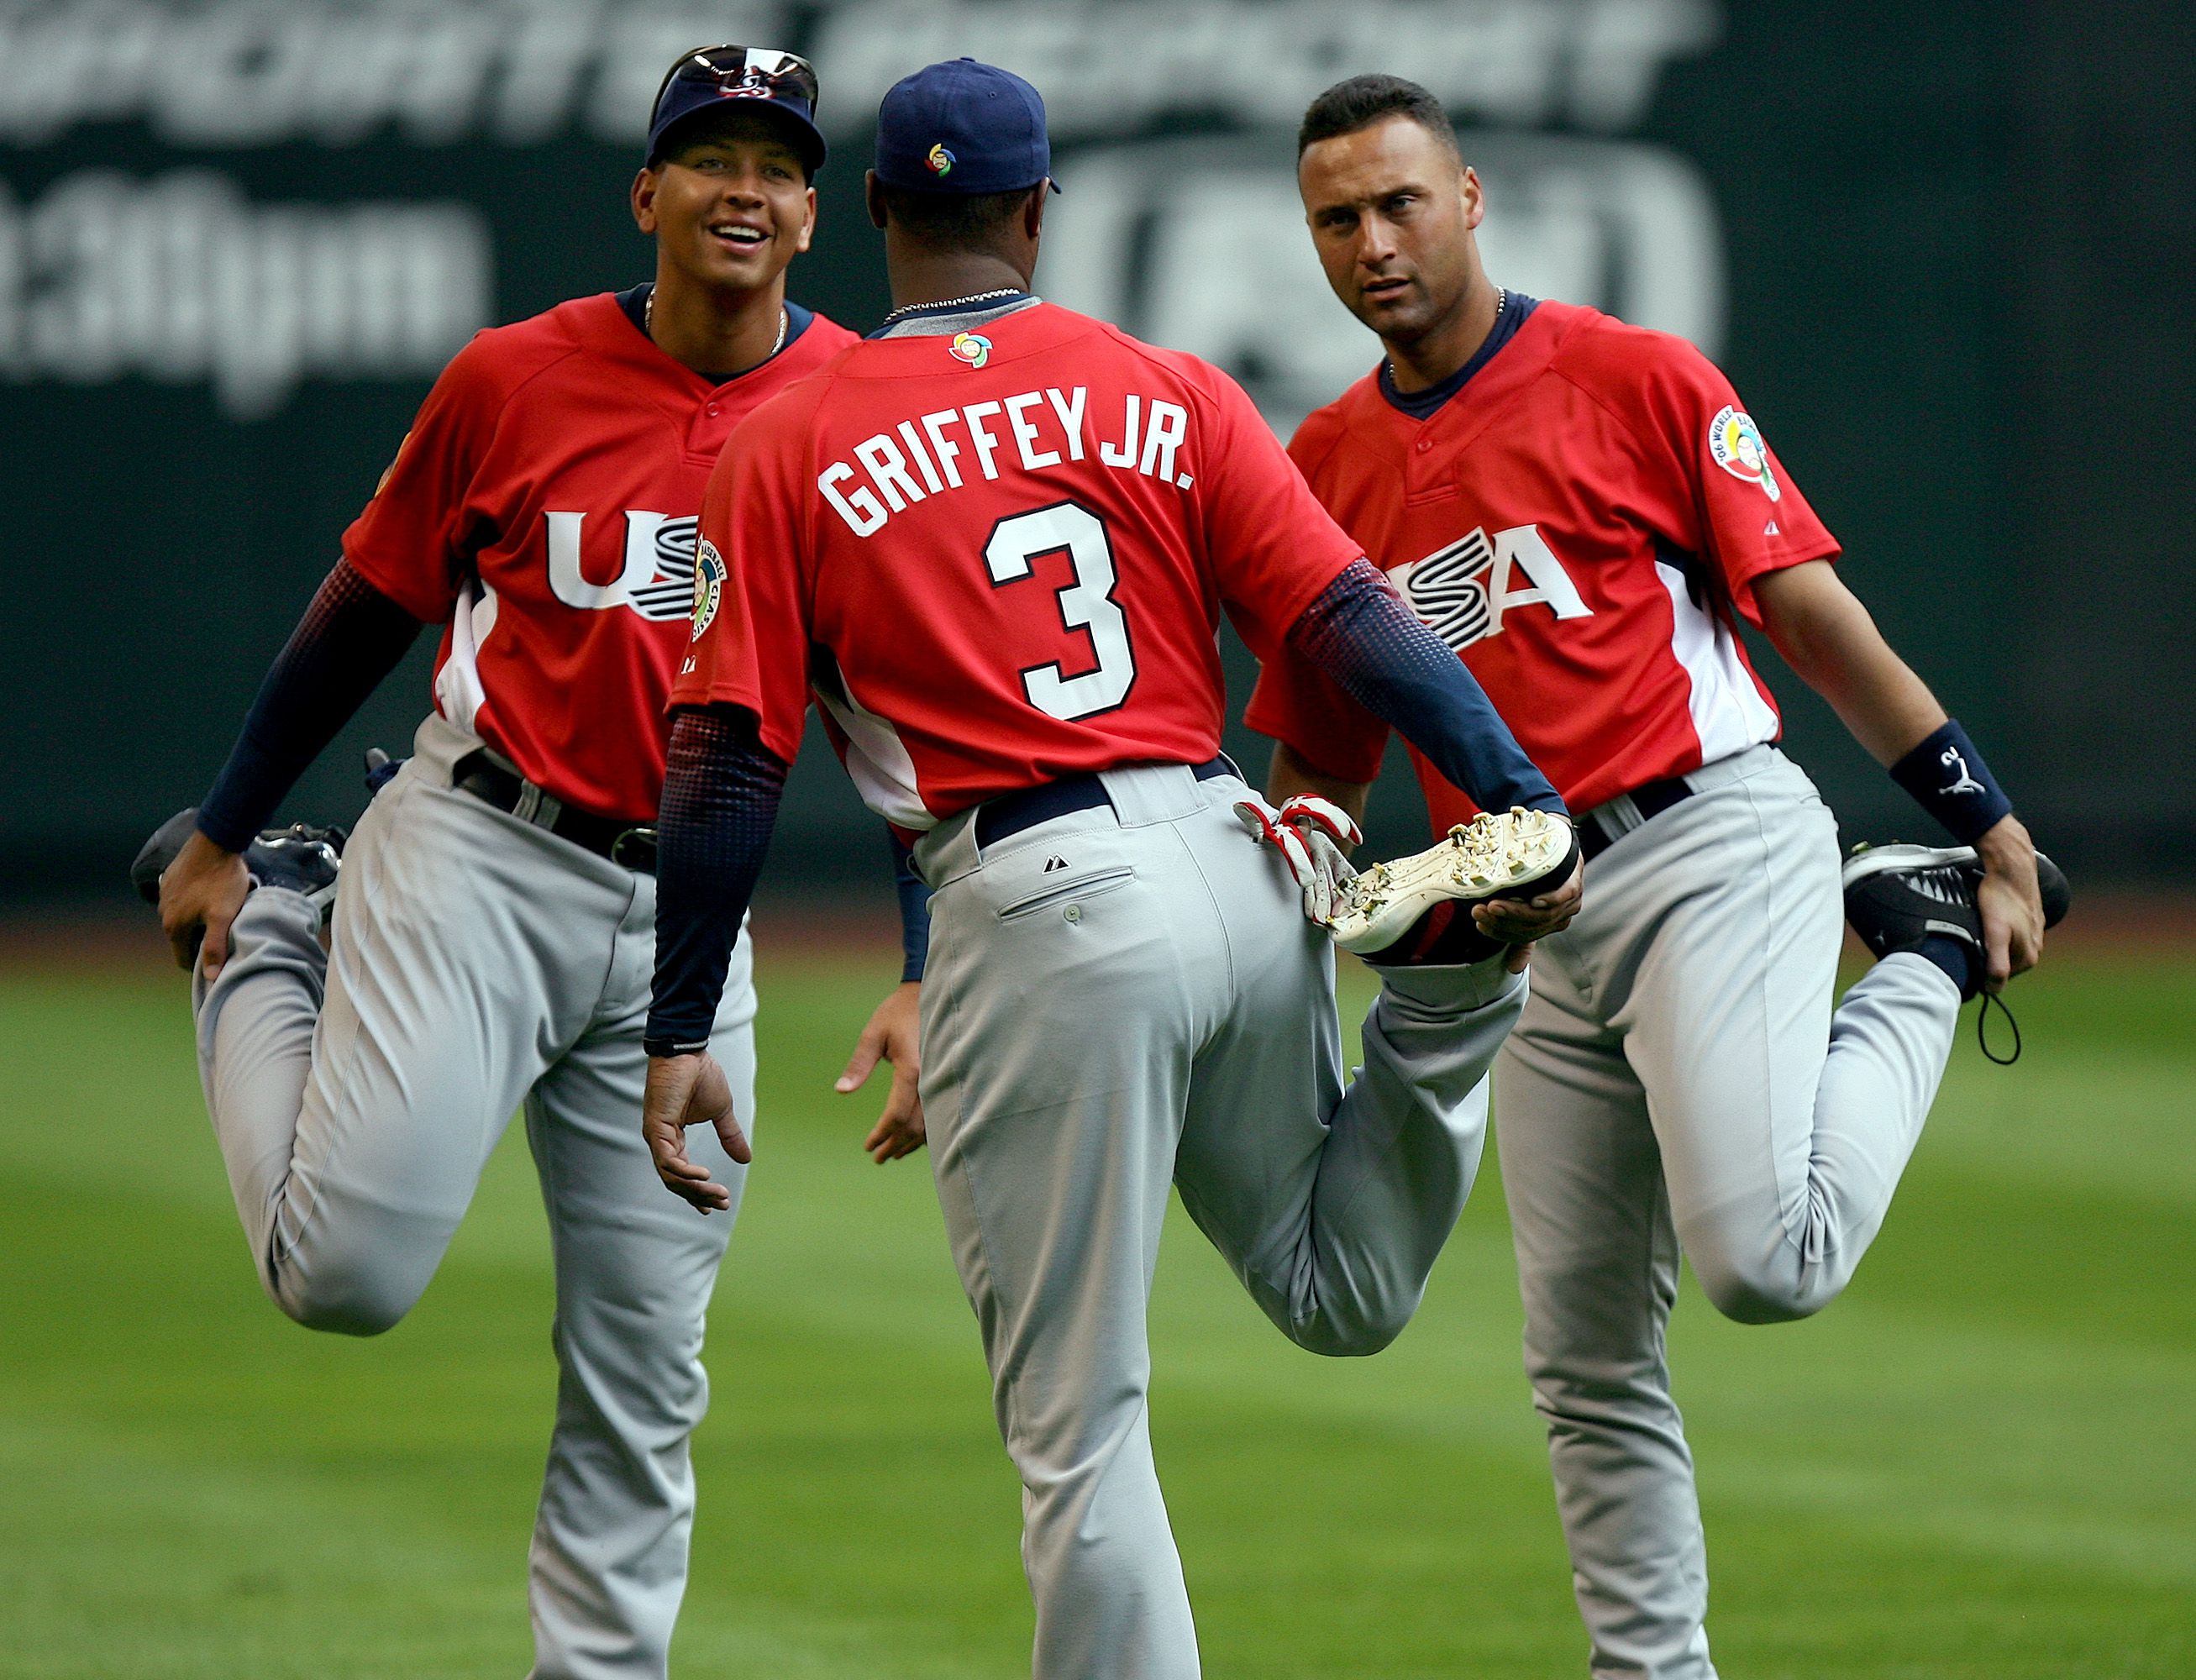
[1328,809,1575,956]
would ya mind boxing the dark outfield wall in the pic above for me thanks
[1,0,2188,908]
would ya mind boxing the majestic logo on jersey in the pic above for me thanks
[948,331,991,369]
[926,142,956,176]
[1707,405,1782,501]
[544,511,699,622]
[691,537,726,641]
[1390,523,1594,652]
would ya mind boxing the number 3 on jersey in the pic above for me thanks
[985,502,1137,721]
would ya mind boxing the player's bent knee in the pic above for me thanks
[1288,1300,1415,1358]
[265,1255,427,1337]
[1689,1253,1831,1326]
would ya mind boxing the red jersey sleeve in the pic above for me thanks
[1191,366,1365,653]
[1240,414,1394,783]
[670,389,817,765]
[1625,336,1840,622]
[340,335,506,622]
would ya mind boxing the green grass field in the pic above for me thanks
[2,938,2191,1678]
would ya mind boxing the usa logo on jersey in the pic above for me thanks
[1391,523,1594,652]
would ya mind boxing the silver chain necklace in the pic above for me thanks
[879,286,1027,326]
[1388,286,1505,386]
[645,287,788,364]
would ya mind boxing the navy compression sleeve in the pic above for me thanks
[646,705,789,1056]
[197,559,425,852]
[1287,559,1565,816]
[890,835,932,983]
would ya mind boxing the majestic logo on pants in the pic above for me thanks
[1390,524,1594,652]
[544,511,699,622]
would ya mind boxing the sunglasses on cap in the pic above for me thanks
[652,45,821,126]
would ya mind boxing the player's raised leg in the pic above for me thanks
[189,762,568,1331]
[1174,774,1526,1357]
[1609,753,1957,1324]
[523,924,757,1680]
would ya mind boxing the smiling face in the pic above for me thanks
[633,108,817,296]
[1299,113,1484,353]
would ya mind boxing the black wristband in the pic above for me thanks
[1889,719,2014,844]
[643,1038,711,1060]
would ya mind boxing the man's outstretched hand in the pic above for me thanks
[642,1051,749,1213]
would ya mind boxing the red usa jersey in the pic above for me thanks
[344,293,856,821]
[673,302,1362,828]
[1246,299,1837,826]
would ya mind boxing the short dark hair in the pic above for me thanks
[878,184,1033,249]
[1298,75,1459,160]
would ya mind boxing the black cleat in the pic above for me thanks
[130,806,348,922]
[1841,842,2070,995]
[1841,843,2071,1063]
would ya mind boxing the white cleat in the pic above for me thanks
[1327,807,1579,963]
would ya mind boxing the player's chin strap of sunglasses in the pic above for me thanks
[454,750,658,872]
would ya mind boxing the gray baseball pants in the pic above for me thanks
[1496,744,1962,1679]
[189,713,755,1680]
[913,761,1528,1680]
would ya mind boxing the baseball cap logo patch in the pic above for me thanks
[926,141,956,176]
[948,332,991,369]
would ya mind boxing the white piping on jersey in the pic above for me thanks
[1654,559,1778,767]
[812,657,932,831]
[433,576,499,736]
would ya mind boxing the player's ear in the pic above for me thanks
[633,167,660,235]
[1024,182,1048,242]
[1458,164,1484,233]
[864,170,888,231]
[796,186,817,255]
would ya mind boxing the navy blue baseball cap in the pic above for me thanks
[874,59,1059,196]
[648,45,827,176]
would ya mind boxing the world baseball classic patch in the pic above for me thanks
[1707,405,1782,501]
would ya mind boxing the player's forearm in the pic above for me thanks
[1756,559,2018,843]
[1264,742,1374,836]
[196,559,424,852]
[1754,559,1946,765]
[645,706,789,1055]
[1287,559,1565,817]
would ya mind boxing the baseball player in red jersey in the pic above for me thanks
[1250,78,2069,1680]
[129,49,917,1679]
[641,59,1584,1680]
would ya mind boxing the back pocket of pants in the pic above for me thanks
[996,867,1135,922]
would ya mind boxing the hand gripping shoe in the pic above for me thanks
[131,807,348,924]
[1841,841,2071,1061]
[1326,808,1579,967]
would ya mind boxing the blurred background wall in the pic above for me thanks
[2,0,2189,911]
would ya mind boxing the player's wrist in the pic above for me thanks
[644,1038,711,1061]
[1888,718,2013,844]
